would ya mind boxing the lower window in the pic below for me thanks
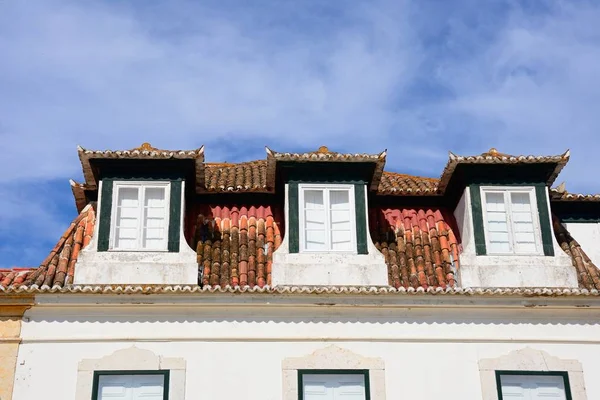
[92,371,169,400]
[496,371,572,400]
[299,370,370,400]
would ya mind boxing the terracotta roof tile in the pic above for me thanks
[192,204,283,287]
[378,172,439,195]
[78,143,205,191]
[266,146,387,191]
[438,148,570,193]
[370,207,458,289]
[550,188,600,202]
[204,161,269,192]
[0,204,96,287]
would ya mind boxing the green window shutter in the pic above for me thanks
[168,179,182,252]
[354,184,368,254]
[288,183,300,253]
[535,184,555,256]
[469,184,487,255]
[97,179,114,252]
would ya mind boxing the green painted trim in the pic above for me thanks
[168,180,182,252]
[97,179,114,252]
[535,185,554,256]
[469,185,487,256]
[297,369,370,400]
[354,184,368,254]
[495,370,572,400]
[559,217,600,223]
[289,183,300,253]
[92,370,170,400]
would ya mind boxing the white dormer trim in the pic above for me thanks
[272,183,388,287]
[74,180,197,285]
[455,186,577,288]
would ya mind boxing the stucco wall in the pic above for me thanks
[11,299,600,400]
[0,304,30,400]
[565,222,600,267]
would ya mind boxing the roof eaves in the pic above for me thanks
[437,149,570,194]
[77,143,205,189]
[0,284,598,296]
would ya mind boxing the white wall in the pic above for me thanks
[12,299,600,400]
[565,222,600,267]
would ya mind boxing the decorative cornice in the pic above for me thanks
[0,284,598,296]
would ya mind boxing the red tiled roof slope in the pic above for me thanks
[553,217,600,290]
[370,207,458,289]
[6,201,600,291]
[378,173,438,194]
[1,204,95,287]
[204,159,440,195]
[192,204,283,287]
[205,161,268,192]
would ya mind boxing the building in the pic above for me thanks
[1,143,600,400]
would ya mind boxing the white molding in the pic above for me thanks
[479,347,587,400]
[282,345,386,400]
[75,346,186,400]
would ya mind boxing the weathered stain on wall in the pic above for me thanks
[0,299,32,400]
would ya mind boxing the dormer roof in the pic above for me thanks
[77,142,206,191]
[438,148,570,193]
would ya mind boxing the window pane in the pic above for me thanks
[485,192,505,211]
[145,187,166,207]
[487,220,508,233]
[303,374,366,400]
[98,374,165,400]
[306,230,326,250]
[331,210,352,231]
[500,374,566,400]
[117,187,139,207]
[304,190,324,209]
[330,190,350,209]
[510,192,531,211]
[488,241,511,253]
[115,228,137,250]
[141,187,167,250]
[305,209,326,230]
[331,230,352,251]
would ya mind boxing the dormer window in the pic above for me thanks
[481,186,542,255]
[299,184,356,252]
[110,181,170,251]
[96,177,183,254]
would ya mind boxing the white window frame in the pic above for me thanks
[109,181,171,252]
[495,371,571,400]
[480,186,543,256]
[298,183,357,253]
[94,370,169,400]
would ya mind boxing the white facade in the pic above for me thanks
[12,294,600,400]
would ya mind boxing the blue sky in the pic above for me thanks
[1,0,599,268]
